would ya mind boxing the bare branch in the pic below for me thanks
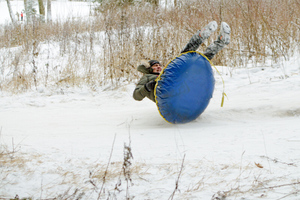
[168,154,186,200]
[97,133,117,200]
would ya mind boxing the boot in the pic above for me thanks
[204,22,231,60]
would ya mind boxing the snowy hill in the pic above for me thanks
[1,57,300,199]
[1,1,300,199]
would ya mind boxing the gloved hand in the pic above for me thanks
[145,80,156,92]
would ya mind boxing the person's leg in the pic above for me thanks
[204,22,231,60]
[181,21,218,53]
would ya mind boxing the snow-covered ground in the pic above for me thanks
[1,57,299,200]
[1,1,300,200]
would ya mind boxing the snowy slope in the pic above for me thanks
[1,56,300,200]
[1,1,300,199]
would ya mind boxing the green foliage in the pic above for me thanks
[94,0,135,7]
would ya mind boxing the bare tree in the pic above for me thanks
[47,0,52,22]
[146,0,159,6]
[24,0,28,18]
[6,0,16,24]
[38,0,45,21]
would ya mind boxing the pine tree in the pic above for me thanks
[26,0,37,23]
[47,0,52,22]
[24,0,28,20]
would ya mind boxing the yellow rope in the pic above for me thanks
[197,52,227,107]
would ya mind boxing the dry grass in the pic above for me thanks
[0,0,299,92]
[0,135,41,193]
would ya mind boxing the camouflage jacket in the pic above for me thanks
[133,61,158,102]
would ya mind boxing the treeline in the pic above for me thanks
[0,0,299,92]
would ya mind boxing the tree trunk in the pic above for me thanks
[24,0,28,13]
[6,0,16,24]
[146,0,159,7]
[24,0,28,21]
[38,0,45,21]
[47,0,52,22]
[153,0,159,6]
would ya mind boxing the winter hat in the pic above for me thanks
[149,60,160,67]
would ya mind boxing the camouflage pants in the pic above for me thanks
[181,31,225,60]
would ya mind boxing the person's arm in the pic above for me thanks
[133,76,150,101]
[133,76,157,101]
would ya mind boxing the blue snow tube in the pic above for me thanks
[155,51,215,124]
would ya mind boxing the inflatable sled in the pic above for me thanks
[154,51,215,124]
